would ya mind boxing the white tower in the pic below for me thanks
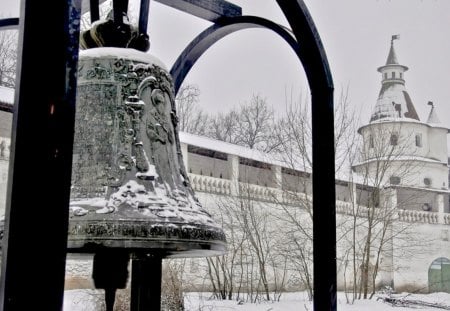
[354,36,449,191]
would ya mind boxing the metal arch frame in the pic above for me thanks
[0,18,19,30]
[171,2,336,310]
[170,15,300,95]
[0,0,336,309]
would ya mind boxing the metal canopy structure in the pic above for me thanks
[0,0,336,310]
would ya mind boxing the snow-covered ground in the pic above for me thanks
[63,290,450,310]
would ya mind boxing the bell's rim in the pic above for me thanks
[67,219,227,258]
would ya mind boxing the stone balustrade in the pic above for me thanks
[188,172,450,226]
[397,209,439,224]
[189,174,232,195]
[238,182,278,203]
[443,213,450,225]
[336,201,371,217]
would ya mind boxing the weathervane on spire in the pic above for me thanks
[391,34,400,44]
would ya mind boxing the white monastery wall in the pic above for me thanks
[392,221,450,292]
[427,127,449,163]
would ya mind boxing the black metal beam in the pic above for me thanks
[139,0,151,34]
[0,0,81,310]
[155,0,241,21]
[0,18,19,30]
[81,0,241,21]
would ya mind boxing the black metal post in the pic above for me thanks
[113,0,129,24]
[131,255,163,311]
[0,0,81,310]
[276,1,337,310]
[90,0,100,22]
[139,0,151,35]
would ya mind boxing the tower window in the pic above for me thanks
[415,134,422,147]
[384,73,388,79]
[390,176,401,185]
[391,72,395,78]
[390,133,398,146]
[424,178,432,187]
[400,72,403,79]
[369,135,374,148]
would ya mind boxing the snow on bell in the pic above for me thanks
[67,8,226,258]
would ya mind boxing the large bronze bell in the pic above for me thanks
[67,3,226,309]
[68,47,226,255]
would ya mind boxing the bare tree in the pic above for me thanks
[162,259,186,310]
[203,187,289,303]
[208,110,240,144]
[175,84,209,135]
[0,29,18,88]
[206,94,281,153]
[273,86,360,176]
[235,94,280,153]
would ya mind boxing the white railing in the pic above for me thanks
[397,209,439,224]
[336,201,371,217]
[281,191,309,205]
[189,174,231,195]
[187,173,450,225]
[238,182,279,203]
[443,213,450,225]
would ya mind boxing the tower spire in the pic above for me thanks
[370,35,419,122]
[386,34,400,65]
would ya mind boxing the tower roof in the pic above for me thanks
[370,36,419,122]
[426,101,441,124]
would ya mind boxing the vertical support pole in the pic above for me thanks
[272,164,283,201]
[131,255,162,311]
[437,193,445,224]
[90,0,100,22]
[112,0,129,24]
[139,0,150,34]
[272,165,282,189]
[275,1,336,309]
[227,154,239,195]
[0,0,81,310]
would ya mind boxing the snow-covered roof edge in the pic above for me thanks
[179,132,364,185]
[353,155,447,167]
[179,131,309,172]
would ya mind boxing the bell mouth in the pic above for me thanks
[67,198,227,257]
[67,218,227,258]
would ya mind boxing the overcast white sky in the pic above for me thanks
[2,0,450,129]
[146,0,450,129]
